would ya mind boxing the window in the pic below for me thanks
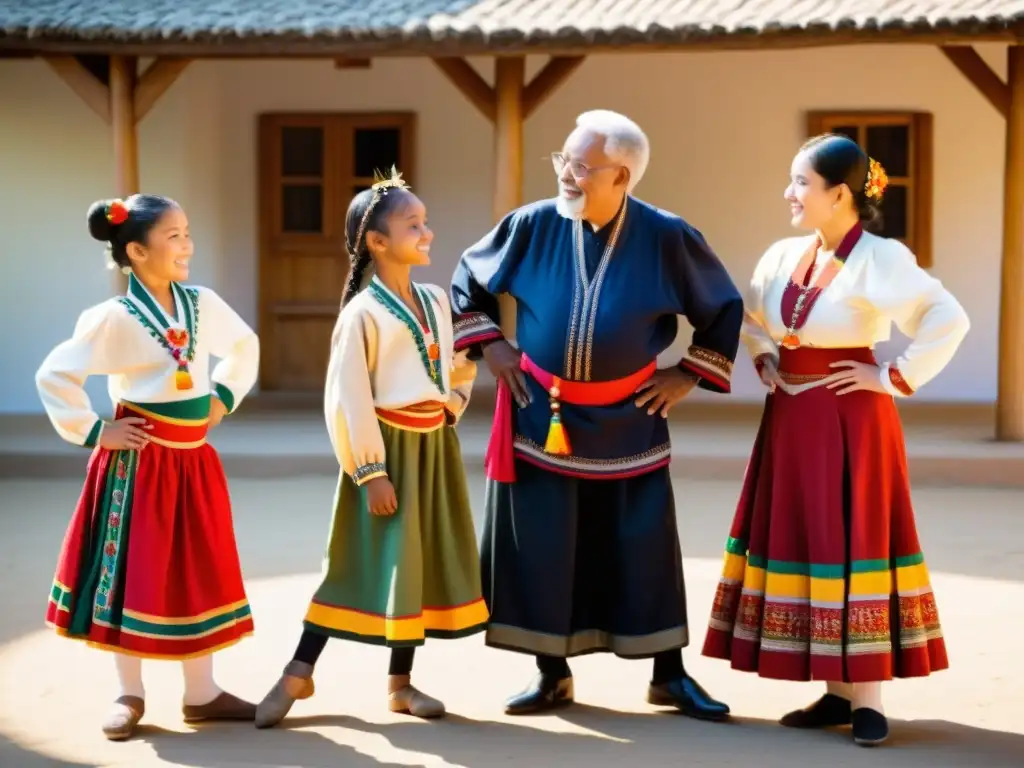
[807,112,934,267]
[257,113,416,391]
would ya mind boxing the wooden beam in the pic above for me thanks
[134,58,191,121]
[432,57,496,122]
[940,46,1010,119]
[523,56,585,120]
[493,56,525,340]
[333,56,371,68]
[997,45,1024,441]
[109,55,139,294]
[43,56,110,123]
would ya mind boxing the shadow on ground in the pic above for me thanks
[126,705,1024,768]
[2,473,1023,646]
[0,736,93,768]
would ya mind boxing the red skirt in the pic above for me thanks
[702,348,948,682]
[45,398,253,659]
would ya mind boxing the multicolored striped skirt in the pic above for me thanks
[702,347,948,682]
[304,402,488,646]
[46,396,253,659]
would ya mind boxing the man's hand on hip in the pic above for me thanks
[482,340,532,408]
[635,368,699,417]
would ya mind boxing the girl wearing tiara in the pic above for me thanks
[702,135,970,747]
[255,169,486,727]
[36,195,260,740]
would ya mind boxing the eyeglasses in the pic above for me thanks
[550,153,621,180]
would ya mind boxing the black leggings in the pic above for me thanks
[536,649,684,684]
[292,629,415,675]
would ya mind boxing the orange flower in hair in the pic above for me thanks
[864,158,888,201]
[106,199,130,225]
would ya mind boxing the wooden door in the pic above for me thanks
[258,112,416,391]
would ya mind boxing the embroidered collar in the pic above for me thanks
[368,276,445,394]
[126,273,184,328]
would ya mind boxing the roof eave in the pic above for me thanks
[1,23,1022,58]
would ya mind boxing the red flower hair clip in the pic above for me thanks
[106,199,130,225]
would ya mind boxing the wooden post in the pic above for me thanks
[432,54,583,341]
[108,56,139,293]
[493,57,525,340]
[997,45,1024,441]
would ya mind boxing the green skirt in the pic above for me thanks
[304,421,487,647]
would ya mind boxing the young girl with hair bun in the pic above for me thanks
[36,194,261,740]
[255,169,486,728]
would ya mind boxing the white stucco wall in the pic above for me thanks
[0,43,1009,412]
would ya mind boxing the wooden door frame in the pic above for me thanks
[256,111,417,391]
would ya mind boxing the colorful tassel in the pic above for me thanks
[543,378,571,455]
[544,411,571,455]
[175,364,193,391]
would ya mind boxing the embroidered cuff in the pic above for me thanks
[453,312,504,354]
[880,363,915,397]
[679,345,733,394]
[353,462,387,486]
[83,419,103,449]
[212,383,236,414]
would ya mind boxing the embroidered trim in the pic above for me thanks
[564,201,629,381]
[93,451,137,625]
[353,462,387,486]
[779,371,829,385]
[369,279,445,395]
[453,312,502,349]
[888,366,915,396]
[119,284,200,369]
[513,435,671,478]
[681,345,732,391]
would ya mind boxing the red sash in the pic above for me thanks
[485,354,657,482]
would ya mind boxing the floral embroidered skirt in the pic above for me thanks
[702,347,948,683]
[46,401,252,659]
[303,420,488,647]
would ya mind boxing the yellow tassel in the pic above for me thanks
[175,367,193,391]
[544,412,572,455]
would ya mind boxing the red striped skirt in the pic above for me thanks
[45,397,253,659]
[701,347,948,682]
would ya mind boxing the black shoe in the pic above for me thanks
[504,673,574,716]
[646,676,730,722]
[780,694,852,729]
[852,708,889,746]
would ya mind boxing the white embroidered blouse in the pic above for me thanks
[325,276,476,485]
[36,274,260,446]
[742,230,970,396]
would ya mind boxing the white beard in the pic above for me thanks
[555,192,586,220]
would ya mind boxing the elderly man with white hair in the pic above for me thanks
[450,110,741,719]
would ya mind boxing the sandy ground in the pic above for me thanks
[1,473,1022,768]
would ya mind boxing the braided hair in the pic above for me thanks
[341,186,414,308]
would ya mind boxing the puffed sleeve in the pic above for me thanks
[742,240,788,371]
[324,305,387,485]
[867,240,970,396]
[198,287,260,414]
[35,301,124,447]
[429,287,475,424]
[666,220,744,393]
[450,204,535,357]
